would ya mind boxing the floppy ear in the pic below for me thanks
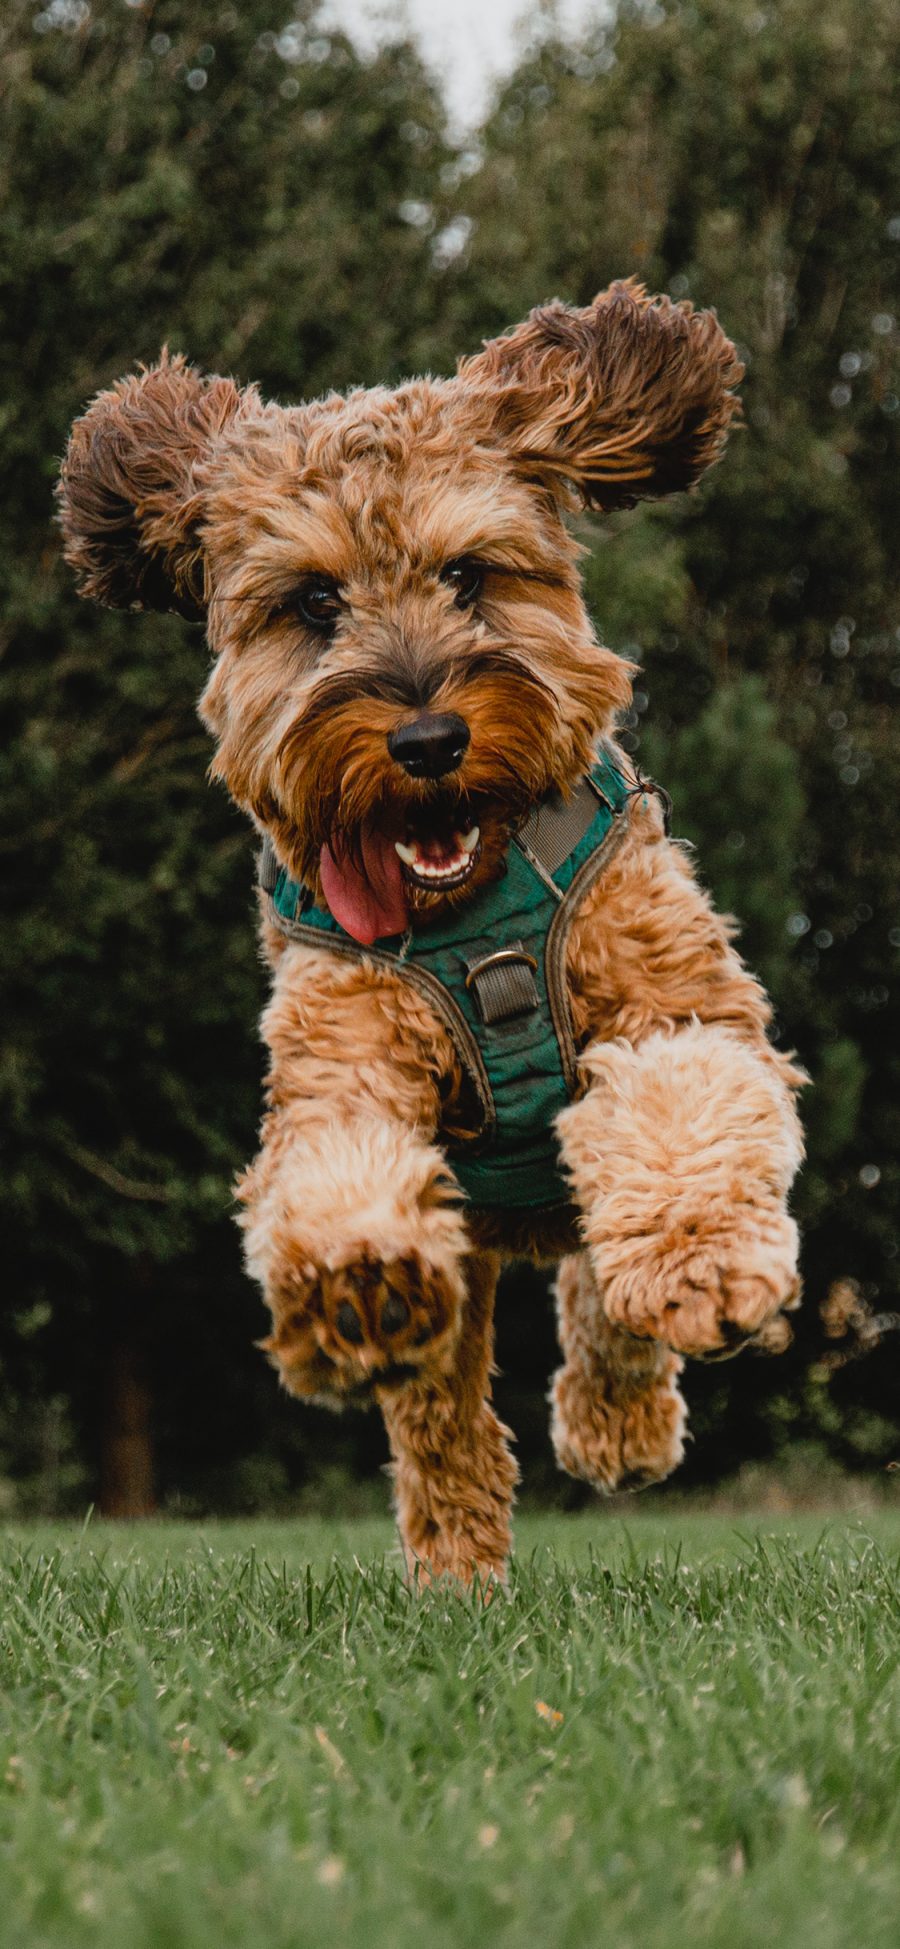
[57,351,259,617]
[458,279,742,511]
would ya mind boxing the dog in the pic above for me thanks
[59,281,805,1584]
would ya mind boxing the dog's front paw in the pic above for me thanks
[263,1250,463,1403]
[599,1204,801,1358]
[240,1122,470,1406]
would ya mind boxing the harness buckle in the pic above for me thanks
[464,944,540,1025]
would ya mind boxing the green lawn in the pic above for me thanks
[2,1513,899,1948]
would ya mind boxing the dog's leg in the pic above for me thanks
[379,1250,517,1589]
[558,1023,803,1359]
[551,1251,686,1490]
[241,1114,471,1405]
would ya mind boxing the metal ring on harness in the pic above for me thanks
[464,945,541,1026]
[464,948,539,988]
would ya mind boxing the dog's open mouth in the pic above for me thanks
[319,808,482,945]
[394,819,481,892]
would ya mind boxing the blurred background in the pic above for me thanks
[2,0,899,1518]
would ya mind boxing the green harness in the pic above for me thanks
[260,748,648,1211]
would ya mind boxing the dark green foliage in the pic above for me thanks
[1,0,898,1509]
[642,675,806,996]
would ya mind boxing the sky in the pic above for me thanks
[319,0,608,132]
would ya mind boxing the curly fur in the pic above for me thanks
[459,279,743,508]
[551,1252,686,1489]
[59,283,803,1587]
[558,1024,803,1357]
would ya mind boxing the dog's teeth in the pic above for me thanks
[419,857,464,879]
[396,832,476,883]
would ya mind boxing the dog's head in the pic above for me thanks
[59,282,740,942]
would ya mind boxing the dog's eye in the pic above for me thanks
[440,558,485,609]
[290,576,342,632]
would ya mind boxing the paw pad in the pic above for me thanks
[266,1250,461,1401]
[381,1295,410,1335]
[335,1300,364,1345]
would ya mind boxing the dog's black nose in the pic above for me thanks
[387,712,470,779]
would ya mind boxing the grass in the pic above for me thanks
[1,1512,899,1948]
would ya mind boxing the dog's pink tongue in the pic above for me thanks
[320,823,409,944]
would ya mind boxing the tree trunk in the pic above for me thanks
[98,1326,156,1517]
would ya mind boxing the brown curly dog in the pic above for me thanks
[59,282,805,1585]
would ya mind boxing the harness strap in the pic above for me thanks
[515,773,614,878]
[259,834,279,894]
[464,943,539,1025]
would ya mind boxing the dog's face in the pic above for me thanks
[59,283,740,942]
